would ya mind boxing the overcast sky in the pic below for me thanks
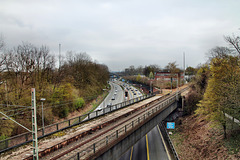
[1,0,240,71]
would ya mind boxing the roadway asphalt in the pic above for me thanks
[96,81,169,160]
[116,81,143,100]
[96,82,124,110]
[119,125,170,160]
[97,81,143,110]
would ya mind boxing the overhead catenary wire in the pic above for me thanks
[0,104,31,108]
[4,106,31,114]
[0,90,107,118]
[3,101,74,118]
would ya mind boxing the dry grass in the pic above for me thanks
[170,115,240,160]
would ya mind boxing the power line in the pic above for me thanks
[41,101,74,110]
[4,107,31,114]
[0,104,30,108]
[0,90,107,118]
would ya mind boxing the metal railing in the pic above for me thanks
[66,90,181,160]
[0,92,158,153]
[159,121,179,160]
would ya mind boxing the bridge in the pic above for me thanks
[0,85,188,160]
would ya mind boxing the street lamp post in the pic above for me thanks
[102,89,107,108]
[5,81,8,108]
[40,98,46,135]
[176,74,179,100]
[150,81,153,94]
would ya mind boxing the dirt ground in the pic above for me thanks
[170,115,240,160]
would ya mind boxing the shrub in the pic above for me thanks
[59,107,69,118]
[73,98,85,110]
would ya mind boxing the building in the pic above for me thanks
[154,71,184,82]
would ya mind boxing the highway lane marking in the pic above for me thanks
[129,89,134,100]
[130,146,133,160]
[157,125,172,160]
[146,134,150,160]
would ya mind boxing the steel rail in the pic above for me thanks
[48,88,187,160]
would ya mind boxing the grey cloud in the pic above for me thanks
[0,0,240,71]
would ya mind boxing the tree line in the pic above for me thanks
[186,34,240,139]
[122,62,191,89]
[0,39,109,138]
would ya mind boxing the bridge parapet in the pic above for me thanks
[65,87,188,160]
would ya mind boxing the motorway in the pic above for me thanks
[97,82,124,110]
[97,81,143,110]
[97,81,170,160]
[119,124,170,160]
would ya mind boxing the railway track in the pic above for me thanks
[24,87,188,160]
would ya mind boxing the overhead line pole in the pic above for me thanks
[59,43,61,69]
[31,88,39,160]
[0,88,39,159]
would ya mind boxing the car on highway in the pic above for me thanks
[107,103,112,107]
[112,96,115,100]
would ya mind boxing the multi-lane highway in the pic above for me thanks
[117,81,143,100]
[119,124,170,160]
[97,82,124,110]
[97,81,143,110]
[96,80,171,160]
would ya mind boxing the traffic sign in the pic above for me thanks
[166,122,175,129]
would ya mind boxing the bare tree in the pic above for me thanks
[206,46,232,62]
[0,35,6,75]
[224,34,240,55]
[0,34,5,51]
[164,61,180,73]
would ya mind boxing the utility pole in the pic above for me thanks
[176,74,179,100]
[183,52,185,84]
[150,81,153,93]
[102,89,107,108]
[59,43,61,69]
[40,98,46,135]
[31,88,39,160]
[5,81,8,108]
[0,88,39,159]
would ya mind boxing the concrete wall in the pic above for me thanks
[96,101,178,160]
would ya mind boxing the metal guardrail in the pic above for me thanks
[0,92,158,154]
[159,121,179,160]
[66,88,188,160]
